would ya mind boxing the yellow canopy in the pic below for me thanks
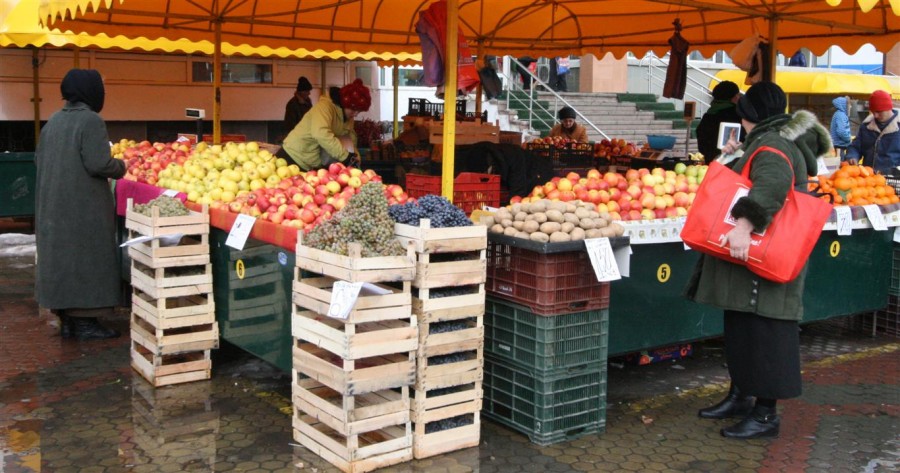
[713,69,900,98]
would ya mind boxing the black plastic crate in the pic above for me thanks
[485,297,609,375]
[482,356,606,445]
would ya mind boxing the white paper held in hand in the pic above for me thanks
[862,204,888,231]
[584,238,621,282]
[834,206,853,236]
[328,281,364,320]
[225,214,257,250]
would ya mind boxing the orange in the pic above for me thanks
[834,176,854,191]
[846,165,860,178]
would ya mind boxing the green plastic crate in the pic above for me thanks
[483,355,606,445]
[891,245,900,297]
[485,297,609,375]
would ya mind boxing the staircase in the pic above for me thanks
[495,90,699,154]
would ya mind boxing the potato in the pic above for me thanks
[579,218,595,230]
[565,203,577,213]
[510,203,522,214]
[519,203,532,213]
[495,209,513,221]
[550,231,571,242]
[503,226,519,236]
[525,214,536,221]
[533,212,548,223]
[523,220,540,234]
[514,211,528,222]
[564,213,581,225]
[480,215,496,227]
[546,209,565,223]
[561,222,576,233]
[515,231,531,239]
[610,222,625,236]
[594,217,608,228]
[513,221,525,231]
[530,200,547,213]
[574,207,591,219]
[588,211,601,219]
[570,227,586,241]
[490,224,504,234]
[500,218,513,228]
[548,201,567,213]
[530,232,550,243]
[585,229,603,239]
[599,226,617,238]
[539,222,561,234]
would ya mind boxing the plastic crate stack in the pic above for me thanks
[405,173,501,216]
[483,237,610,445]
[291,238,417,473]
[395,220,487,459]
[125,199,219,387]
[863,243,900,338]
[524,142,596,177]
[130,376,219,469]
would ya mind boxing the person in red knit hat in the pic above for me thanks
[278,79,370,171]
[845,89,900,174]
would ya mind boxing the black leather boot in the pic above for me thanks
[721,404,780,439]
[58,312,74,339]
[70,316,121,341]
[698,385,754,419]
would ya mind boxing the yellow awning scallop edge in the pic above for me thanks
[38,0,118,25]
[713,70,900,99]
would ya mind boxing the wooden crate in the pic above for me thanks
[292,376,409,437]
[131,287,215,330]
[293,341,414,396]
[413,284,486,320]
[293,309,417,360]
[293,276,411,324]
[428,120,500,145]
[130,260,213,300]
[131,338,212,387]
[411,253,486,289]
[127,232,209,266]
[416,319,484,390]
[394,221,487,255]
[131,311,219,355]
[295,238,415,283]
[293,412,412,473]
[411,382,482,459]
[125,199,209,238]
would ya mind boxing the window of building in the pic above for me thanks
[191,61,273,83]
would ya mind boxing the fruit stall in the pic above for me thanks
[0,152,36,218]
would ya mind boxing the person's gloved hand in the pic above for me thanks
[345,152,360,168]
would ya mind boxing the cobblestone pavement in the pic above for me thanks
[1,228,898,473]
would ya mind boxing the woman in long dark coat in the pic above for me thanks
[35,69,125,340]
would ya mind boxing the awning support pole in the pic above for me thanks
[393,60,400,139]
[442,0,459,202]
[213,21,222,144]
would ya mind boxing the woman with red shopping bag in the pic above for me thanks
[684,82,833,440]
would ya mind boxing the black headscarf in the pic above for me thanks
[60,69,105,113]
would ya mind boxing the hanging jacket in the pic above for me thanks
[845,111,900,174]
[830,97,851,148]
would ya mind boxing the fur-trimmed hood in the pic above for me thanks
[861,110,900,135]
[743,109,832,174]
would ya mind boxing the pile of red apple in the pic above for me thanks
[525,136,592,150]
[593,138,641,159]
[117,140,191,186]
[516,164,708,221]
[214,162,410,232]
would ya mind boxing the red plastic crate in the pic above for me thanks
[405,172,501,215]
[486,240,611,316]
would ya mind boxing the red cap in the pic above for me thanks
[869,90,894,112]
[339,79,371,112]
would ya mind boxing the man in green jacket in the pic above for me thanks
[280,79,369,171]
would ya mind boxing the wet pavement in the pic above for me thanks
[1,220,898,473]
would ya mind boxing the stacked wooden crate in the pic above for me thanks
[291,238,417,473]
[125,199,219,387]
[395,220,487,459]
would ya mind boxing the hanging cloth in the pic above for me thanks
[415,1,480,97]
[662,19,690,99]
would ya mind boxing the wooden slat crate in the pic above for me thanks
[293,309,417,360]
[131,311,219,355]
[416,322,484,390]
[410,382,482,459]
[293,276,411,323]
[293,341,414,396]
[295,238,415,283]
[131,338,212,387]
[125,199,210,238]
[131,287,215,330]
[292,376,409,437]
[394,221,487,254]
[293,412,412,473]
[130,260,213,299]
[428,120,500,145]
[413,285,486,318]
[127,233,209,264]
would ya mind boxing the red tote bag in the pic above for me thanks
[681,146,833,283]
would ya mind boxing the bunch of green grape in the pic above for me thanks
[133,195,190,217]
[306,182,405,257]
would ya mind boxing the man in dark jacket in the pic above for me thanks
[696,81,743,163]
[844,89,899,174]
[283,76,313,135]
[35,69,126,340]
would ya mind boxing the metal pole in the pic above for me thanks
[31,48,41,148]
[768,16,778,82]
[442,0,459,202]
[213,21,222,144]
[393,60,400,140]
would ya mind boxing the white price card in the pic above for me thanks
[894,227,900,243]
[614,245,632,278]
[815,157,830,177]
[862,204,888,231]
[584,238,621,282]
[328,281,364,320]
[834,206,853,236]
[225,214,257,250]
[120,233,183,247]
[162,189,180,197]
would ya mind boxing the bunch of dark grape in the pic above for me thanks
[427,352,472,366]
[305,182,406,257]
[388,194,471,228]
[133,195,189,217]
[424,414,475,433]
[428,320,471,334]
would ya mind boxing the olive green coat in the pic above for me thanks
[35,102,126,310]
[685,110,832,321]
[282,95,356,171]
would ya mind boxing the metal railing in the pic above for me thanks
[639,53,715,116]
[505,57,610,140]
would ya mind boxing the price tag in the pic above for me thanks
[584,238,621,282]
[614,245,632,278]
[225,214,257,250]
[120,233,183,247]
[815,157,830,177]
[162,189,180,197]
[328,281,364,320]
[894,227,900,243]
[834,206,853,236]
[862,204,888,231]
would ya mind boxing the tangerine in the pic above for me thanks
[834,176,854,191]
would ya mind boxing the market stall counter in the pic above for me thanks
[0,152,36,218]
